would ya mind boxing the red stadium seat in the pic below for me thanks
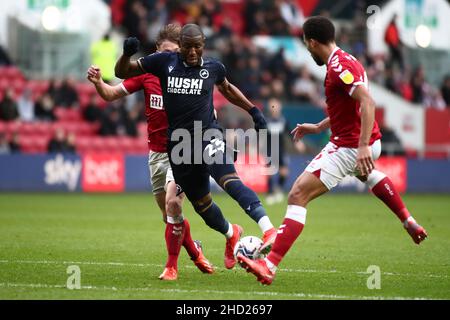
[20,134,50,154]
[54,107,83,121]
[2,66,25,81]
[34,122,53,136]
[5,121,23,134]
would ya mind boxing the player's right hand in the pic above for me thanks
[123,37,140,57]
[291,123,320,141]
[249,107,267,131]
[86,65,101,84]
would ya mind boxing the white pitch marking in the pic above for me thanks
[0,282,432,300]
[0,259,447,279]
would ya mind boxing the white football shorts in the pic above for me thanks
[305,139,382,190]
[148,151,175,195]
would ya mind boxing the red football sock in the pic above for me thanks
[182,219,199,260]
[164,221,185,269]
[371,177,410,223]
[267,205,306,267]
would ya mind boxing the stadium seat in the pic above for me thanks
[20,134,49,154]
[0,121,6,134]
[34,122,53,136]
[54,107,83,121]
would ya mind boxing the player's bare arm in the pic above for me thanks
[291,117,330,141]
[114,37,145,79]
[351,85,376,176]
[86,66,127,101]
[217,78,267,131]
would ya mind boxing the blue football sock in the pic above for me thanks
[195,201,229,235]
[222,178,267,223]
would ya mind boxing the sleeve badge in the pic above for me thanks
[338,70,354,85]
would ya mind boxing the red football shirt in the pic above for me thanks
[324,47,381,148]
[121,74,168,153]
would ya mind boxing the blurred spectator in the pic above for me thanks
[48,128,71,153]
[291,66,319,104]
[337,28,352,53]
[125,106,139,137]
[99,100,135,136]
[65,133,77,153]
[384,14,404,71]
[278,0,304,36]
[0,133,10,154]
[424,88,447,110]
[90,33,118,83]
[35,93,56,121]
[0,45,12,66]
[46,79,62,103]
[265,97,289,204]
[380,123,405,156]
[17,88,35,122]
[410,66,429,104]
[9,132,21,153]
[55,78,79,108]
[398,73,414,102]
[147,0,169,44]
[441,75,450,107]
[83,94,104,122]
[0,89,18,121]
[123,0,150,51]
[244,0,264,35]
[47,78,79,108]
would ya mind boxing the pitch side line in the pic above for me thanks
[0,282,432,300]
[0,259,447,279]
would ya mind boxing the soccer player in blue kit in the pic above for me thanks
[115,24,277,270]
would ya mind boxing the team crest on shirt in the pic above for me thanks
[150,94,164,109]
[339,69,354,85]
[199,69,209,79]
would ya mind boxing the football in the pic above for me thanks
[233,236,265,260]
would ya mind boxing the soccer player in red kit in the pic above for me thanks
[86,24,213,281]
[238,16,428,285]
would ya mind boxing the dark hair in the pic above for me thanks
[303,16,335,44]
[180,24,205,40]
[156,24,181,46]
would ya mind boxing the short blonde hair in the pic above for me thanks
[156,24,181,46]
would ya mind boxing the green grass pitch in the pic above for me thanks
[0,192,449,300]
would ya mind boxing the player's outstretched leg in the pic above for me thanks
[192,193,243,269]
[238,172,328,284]
[363,170,428,244]
[184,220,214,274]
[160,213,185,281]
[159,181,212,279]
[218,174,277,253]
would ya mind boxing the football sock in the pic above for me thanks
[368,171,411,223]
[267,205,306,267]
[222,177,272,227]
[182,219,199,260]
[165,216,186,269]
[258,216,274,233]
[196,200,230,235]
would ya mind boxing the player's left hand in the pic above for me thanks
[123,37,140,57]
[249,107,267,131]
[356,145,374,176]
